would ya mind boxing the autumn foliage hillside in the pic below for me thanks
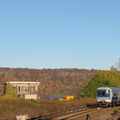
[0,68,97,96]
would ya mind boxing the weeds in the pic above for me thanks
[0,97,96,120]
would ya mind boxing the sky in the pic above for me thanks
[0,0,120,70]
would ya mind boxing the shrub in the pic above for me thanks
[1,83,18,100]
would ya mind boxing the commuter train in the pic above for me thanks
[96,87,120,107]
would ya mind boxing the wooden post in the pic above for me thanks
[86,114,91,120]
[98,107,100,120]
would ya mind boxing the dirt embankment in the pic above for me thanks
[90,107,120,120]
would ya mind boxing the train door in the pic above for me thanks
[118,90,120,102]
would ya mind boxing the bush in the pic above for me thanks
[0,98,96,120]
[1,83,18,100]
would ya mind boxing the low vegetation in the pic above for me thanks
[0,98,96,120]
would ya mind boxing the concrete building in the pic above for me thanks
[4,81,40,100]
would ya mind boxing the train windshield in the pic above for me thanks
[96,90,110,97]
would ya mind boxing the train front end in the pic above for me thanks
[96,87,112,107]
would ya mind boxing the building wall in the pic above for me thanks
[24,94,37,100]
[4,82,40,99]
[0,84,4,96]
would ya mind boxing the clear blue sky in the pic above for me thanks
[0,0,120,70]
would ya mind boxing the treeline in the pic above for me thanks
[81,70,120,97]
[0,67,97,96]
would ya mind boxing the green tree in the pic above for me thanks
[1,83,18,99]
[80,70,120,98]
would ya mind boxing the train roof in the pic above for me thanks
[97,87,120,91]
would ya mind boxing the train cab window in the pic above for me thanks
[101,91,105,96]
[97,90,110,97]
[97,90,101,96]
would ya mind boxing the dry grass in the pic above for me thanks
[0,97,96,120]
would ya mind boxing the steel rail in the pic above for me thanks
[49,108,98,120]
[50,106,120,120]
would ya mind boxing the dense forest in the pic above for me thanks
[0,67,97,96]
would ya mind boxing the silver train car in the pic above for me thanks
[96,87,120,107]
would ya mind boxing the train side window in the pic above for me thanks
[113,93,117,96]
[113,90,117,96]
[118,91,120,96]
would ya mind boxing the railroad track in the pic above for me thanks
[49,106,120,120]
[49,107,97,120]
[27,105,120,120]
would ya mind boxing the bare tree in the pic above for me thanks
[110,58,120,71]
[116,58,120,71]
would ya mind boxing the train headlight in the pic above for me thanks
[97,98,100,100]
[106,97,110,99]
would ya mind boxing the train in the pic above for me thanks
[96,87,120,107]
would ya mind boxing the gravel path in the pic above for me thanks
[92,108,120,120]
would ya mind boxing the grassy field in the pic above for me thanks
[0,98,96,120]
